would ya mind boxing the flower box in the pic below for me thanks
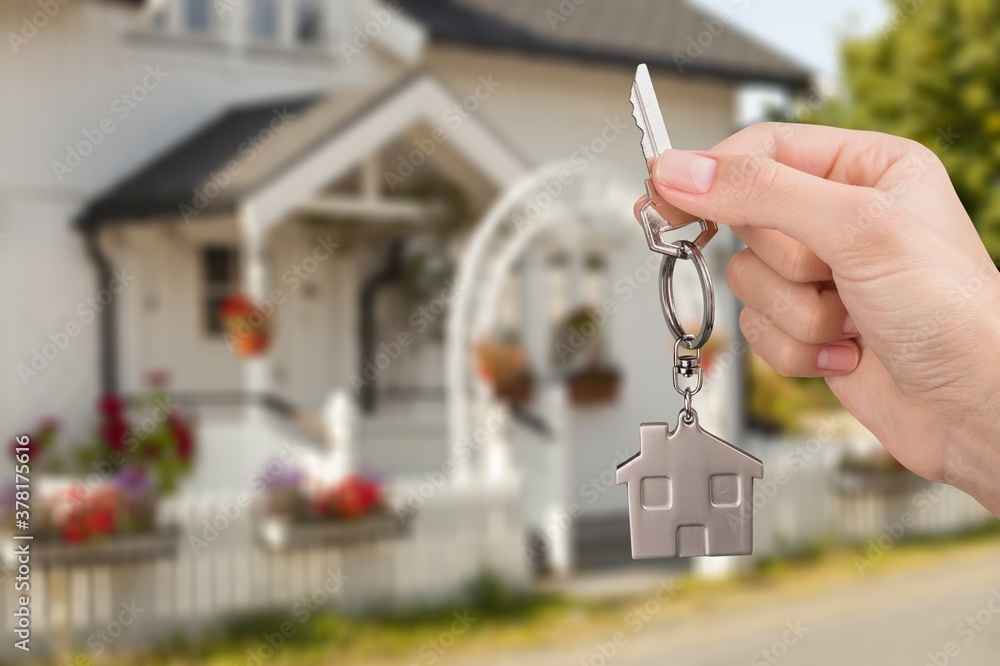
[2,525,180,569]
[256,508,413,552]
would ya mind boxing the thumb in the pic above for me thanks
[651,149,885,266]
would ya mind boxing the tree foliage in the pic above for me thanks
[819,0,1000,258]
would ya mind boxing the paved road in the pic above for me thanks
[469,543,1000,666]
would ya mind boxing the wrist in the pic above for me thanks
[943,281,1000,514]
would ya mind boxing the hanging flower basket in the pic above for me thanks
[220,294,272,358]
[474,337,537,405]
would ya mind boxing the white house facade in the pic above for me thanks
[1,0,813,589]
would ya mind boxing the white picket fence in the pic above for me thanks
[0,478,527,659]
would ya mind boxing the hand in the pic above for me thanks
[637,123,1000,515]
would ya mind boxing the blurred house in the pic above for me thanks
[1,1,823,641]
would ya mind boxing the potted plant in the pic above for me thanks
[474,334,537,405]
[553,308,622,407]
[220,294,272,358]
[566,366,622,406]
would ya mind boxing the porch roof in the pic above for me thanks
[77,73,498,231]
[405,0,812,90]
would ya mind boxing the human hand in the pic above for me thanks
[637,123,1000,514]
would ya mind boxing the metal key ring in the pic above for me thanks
[659,240,715,350]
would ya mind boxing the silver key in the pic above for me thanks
[630,64,717,257]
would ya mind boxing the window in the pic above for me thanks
[249,0,280,40]
[185,0,213,32]
[296,0,324,44]
[640,476,672,509]
[201,246,239,335]
[709,474,740,507]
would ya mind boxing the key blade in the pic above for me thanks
[630,64,672,174]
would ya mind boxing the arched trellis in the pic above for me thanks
[445,161,639,481]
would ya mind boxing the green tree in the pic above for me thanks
[819,0,1000,259]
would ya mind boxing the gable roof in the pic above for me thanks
[77,96,321,229]
[77,72,530,230]
[404,0,810,89]
[616,421,763,482]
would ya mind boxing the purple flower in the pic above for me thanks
[262,460,304,492]
[112,466,152,502]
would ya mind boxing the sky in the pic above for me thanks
[688,0,891,123]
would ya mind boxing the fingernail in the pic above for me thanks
[817,342,858,373]
[655,150,717,194]
[843,314,858,335]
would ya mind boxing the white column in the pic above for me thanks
[241,212,272,461]
[323,388,356,481]
[543,384,572,575]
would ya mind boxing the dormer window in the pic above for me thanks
[249,0,280,41]
[184,0,214,33]
[139,0,334,55]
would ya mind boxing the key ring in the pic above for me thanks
[659,240,715,351]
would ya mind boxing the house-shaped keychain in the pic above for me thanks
[616,411,763,558]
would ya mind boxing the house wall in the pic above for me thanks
[0,0,394,437]
[423,47,744,521]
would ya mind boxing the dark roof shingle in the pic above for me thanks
[405,0,810,89]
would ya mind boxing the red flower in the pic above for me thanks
[169,415,195,462]
[101,418,130,452]
[8,437,38,461]
[61,510,89,544]
[98,395,125,417]
[332,475,381,519]
[86,506,116,536]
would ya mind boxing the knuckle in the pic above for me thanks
[779,242,815,282]
[738,306,759,343]
[797,298,828,345]
[731,154,780,200]
[771,343,801,378]
[725,250,752,298]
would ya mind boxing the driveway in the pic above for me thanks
[467,542,1000,666]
